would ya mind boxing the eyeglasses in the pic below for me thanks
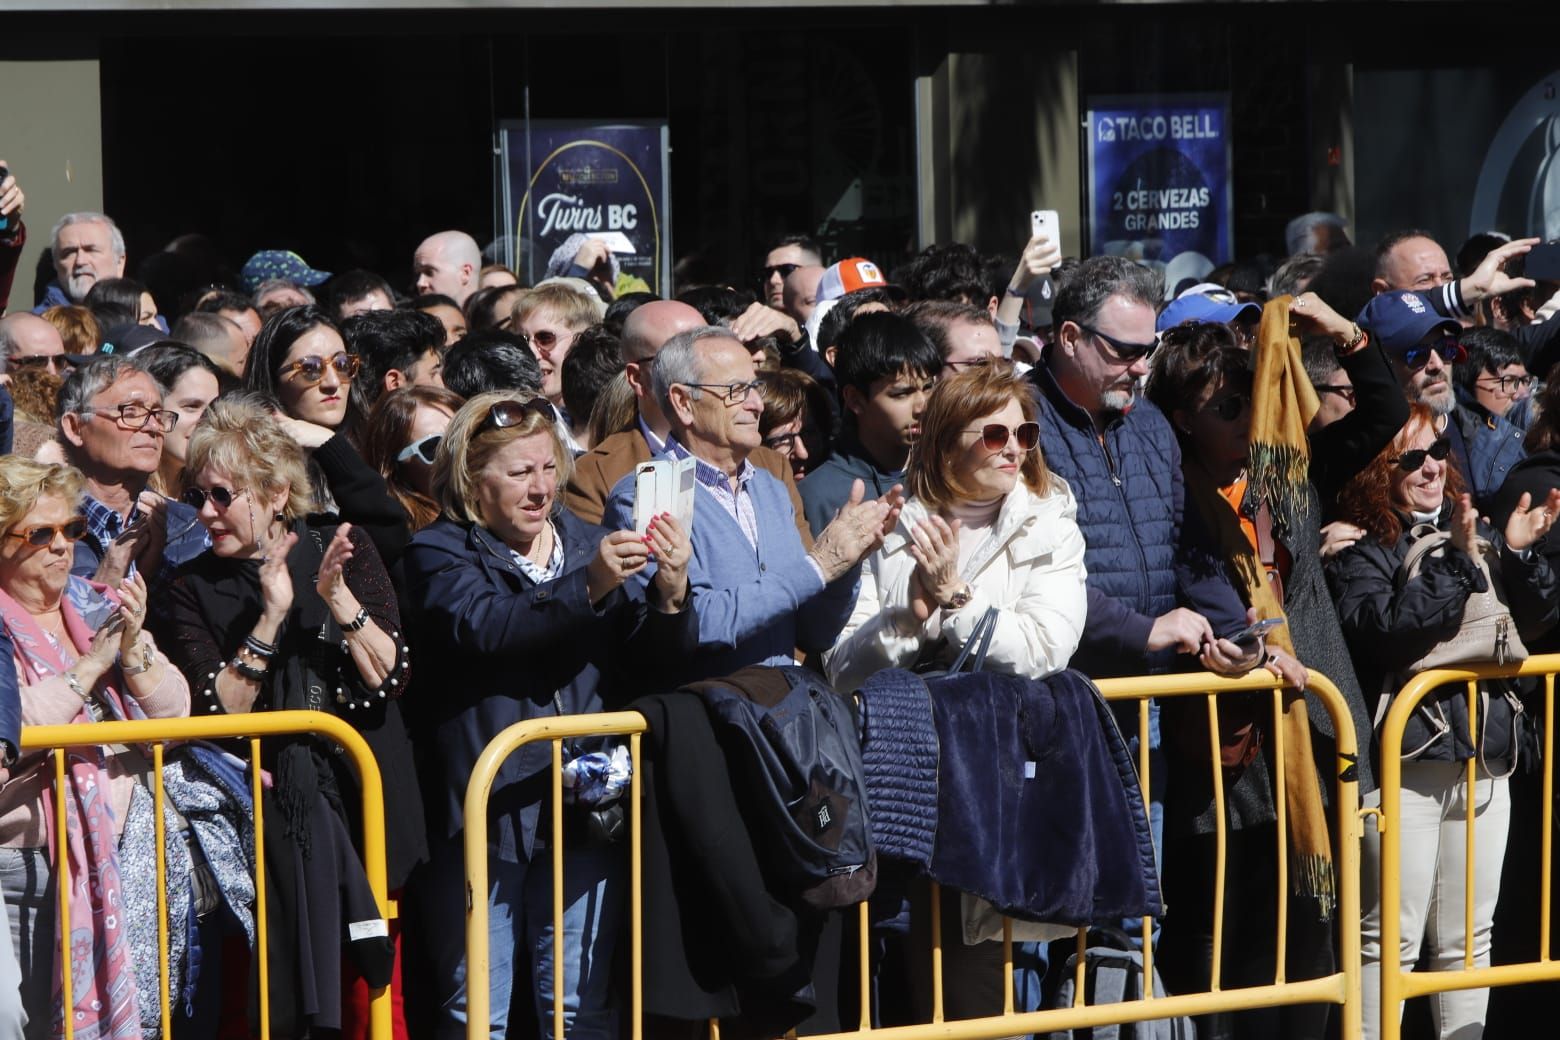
[1477,373,1535,395]
[965,421,1041,453]
[1393,438,1452,473]
[943,356,995,373]
[477,397,555,435]
[181,485,246,511]
[6,354,64,372]
[520,328,577,351]
[1077,323,1158,363]
[684,380,762,405]
[1314,384,1357,407]
[1400,337,1466,370]
[4,517,88,547]
[278,352,361,385]
[81,402,179,431]
[761,263,800,282]
[1203,393,1250,422]
[764,431,805,454]
[397,434,443,464]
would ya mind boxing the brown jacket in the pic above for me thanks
[565,429,813,549]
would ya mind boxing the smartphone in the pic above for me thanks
[0,165,10,234]
[632,462,659,535]
[1030,208,1060,249]
[1229,616,1284,649]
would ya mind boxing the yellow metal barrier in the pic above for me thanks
[1375,654,1560,1040]
[21,709,392,1040]
[462,673,1362,1040]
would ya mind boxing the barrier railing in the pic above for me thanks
[1375,654,1560,1040]
[20,710,391,1040]
[463,671,1362,1040]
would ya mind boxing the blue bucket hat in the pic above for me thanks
[240,250,332,294]
[1156,284,1262,333]
[1357,290,1460,354]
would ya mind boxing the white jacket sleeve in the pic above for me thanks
[939,511,1089,679]
[823,550,924,693]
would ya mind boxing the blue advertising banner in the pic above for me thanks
[499,119,671,296]
[1084,94,1232,286]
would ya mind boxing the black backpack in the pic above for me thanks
[685,665,877,909]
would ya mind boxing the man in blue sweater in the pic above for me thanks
[606,326,900,682]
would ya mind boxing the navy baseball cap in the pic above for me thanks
[1357,290,1460,353]
[1156,284,1262,333]
[240,250,332,294]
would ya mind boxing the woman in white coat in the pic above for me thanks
[825,360,1088,693]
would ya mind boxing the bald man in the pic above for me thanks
[0,312,67,378]
[564,299,813,545]
[412,230,483,307]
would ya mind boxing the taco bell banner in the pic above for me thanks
[1085,94,1233,286]
[499,119,671,296]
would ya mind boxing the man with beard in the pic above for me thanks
[34,212,126,311]
[1359,289,1525,510]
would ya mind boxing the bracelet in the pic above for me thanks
[230,657,268,683]
[121,642,157,677]
[1004,284,1027,298]
[1335,324,1368,356]
[339,607,370,633]
[244,634,278,659]
[64,670,88,701]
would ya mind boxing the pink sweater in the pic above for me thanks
[0,647,190,848]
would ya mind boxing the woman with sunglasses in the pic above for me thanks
[360,385,465,532]
[1328,403,1560,1040]
[245,305,417,580]
[405,390,692,1040]
[0,457,189,1037]
[154,396,425,1040]
[1145,318,1375,1040]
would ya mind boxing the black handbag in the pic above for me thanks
[911,606,1000,677]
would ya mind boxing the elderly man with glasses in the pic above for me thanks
[56,357,208,584]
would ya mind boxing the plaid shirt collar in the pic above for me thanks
[665,438,755,494]
[81,493,136,556]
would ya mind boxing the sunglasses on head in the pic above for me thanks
[1401,337,1466,370]
[397,434,442,465]
[966,421,1041,453]
[278,352,360,385]
[5,517,88,547]
[477,397,555,434]
[181,485,245,511]
[761,263,801,282]
[1203,393,1250,422]
[1393,438,1452,473]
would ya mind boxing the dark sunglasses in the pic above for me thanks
[1393,438,1452,473]
[967,421,1041,453]
[1315,385,1357,406]
[478,397,555,434]
[397,434,442,464]
[5,517,88,547]
[181,485,244,511]
[278,352,361,385]
[1077,322,1158,363]
[761,263,801,282]
[1204,393,1250,422]
[6,354,63,371]
[1401,338,1467,370]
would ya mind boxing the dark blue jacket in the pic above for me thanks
[1450,389,1527,511]
[798,435,903,538]
[404,509,690,862]
[0,626,17,766]
[1031,357,1244,678]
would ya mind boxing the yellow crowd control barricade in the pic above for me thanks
[464,673,1362,1040]
[21,709,392,1040]
[1375,654,1560,1040]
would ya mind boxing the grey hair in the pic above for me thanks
[254,278,316,305]
[50,212,126,259]
[1284,212,1347,258]
[1268,253,1326,299]
[651,326,739,423]
[1052,256,1163,332]
[56,356,164,427]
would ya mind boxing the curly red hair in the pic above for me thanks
[1336,403,1464,547]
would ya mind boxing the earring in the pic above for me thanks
[273,512,287,525]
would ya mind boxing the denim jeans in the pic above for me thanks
[0,848,50,1040]
[419,834,624,1040]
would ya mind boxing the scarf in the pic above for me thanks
[0,578,143,1040]
[1194,296,1335,917]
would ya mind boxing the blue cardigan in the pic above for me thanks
[604,462,857,683]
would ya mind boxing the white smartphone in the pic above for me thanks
[633,463,660,535]
[1030,209,1060,249]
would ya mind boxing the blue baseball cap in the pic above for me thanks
[1357,290,1460,353]
[240,250,332,294]
[1156,284,1262,333]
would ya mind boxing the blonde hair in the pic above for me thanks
[185,395,316,520]
[905,361,1052,510]
[435,390,571,525]
[0,457,85,536]
[511,282,606,332]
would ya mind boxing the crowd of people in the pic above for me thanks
[1,156,1559,1040]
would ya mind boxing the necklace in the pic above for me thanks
[524,520,555,567]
